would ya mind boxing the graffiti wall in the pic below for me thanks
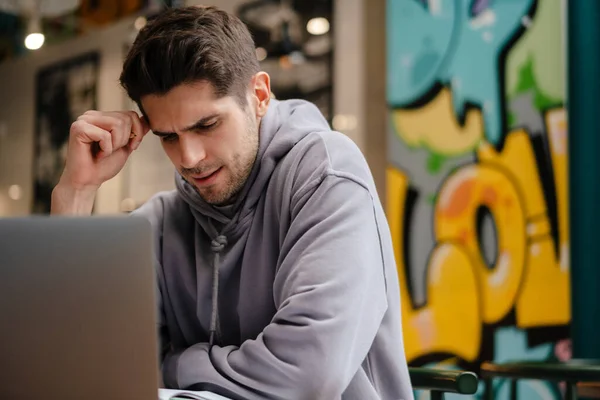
[386,1,568,398]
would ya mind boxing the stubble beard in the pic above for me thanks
[193,116,259,206]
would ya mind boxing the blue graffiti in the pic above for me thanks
[386,0,535,145]
[414,327,558,400]
[386,0,457,105]
[491,327,558,400]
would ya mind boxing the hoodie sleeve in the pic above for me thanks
[162,173,389,399]
[130,193,174,378]
[156,263,171,363]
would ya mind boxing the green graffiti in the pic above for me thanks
[507,110,517,129]
[505,0,565,102]
[427,193,437,205]
[426,151,447,174]
[513,56,562,112]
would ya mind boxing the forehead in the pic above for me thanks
[141,81,239,129]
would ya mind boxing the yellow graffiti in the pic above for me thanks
[477,124,570,327]
[388,109,570,362]
[435,164,527,324]
[546,108,569,253]
[387,168,482,363]
[391,87,484,156]
[514,110,570,327]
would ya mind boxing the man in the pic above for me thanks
[51,6,413,400]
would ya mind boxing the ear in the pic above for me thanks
[251,72,271,118]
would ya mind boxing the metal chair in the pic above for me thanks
[480,359,600,400]
[409,367,479,399]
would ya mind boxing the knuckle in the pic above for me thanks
[124,120,133,134]
[70,120,84,132]
[116,117,126,128]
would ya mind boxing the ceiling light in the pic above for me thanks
[120,198,136,212]
[8,185,22,201]
[332,114,357,131]
[134,16,147,31]
[255,47,267,61]
[306,17,329,35]
[25,33,44,50]
[24,14,44,50]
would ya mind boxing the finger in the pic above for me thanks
[96,134,114,160]
[108,113,133,150]
[72,120,113,159]
[127,112,150,150]
[78,112,131,150]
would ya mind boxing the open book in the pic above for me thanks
[159,388,232,400]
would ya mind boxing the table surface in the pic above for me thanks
[578,382,600,398]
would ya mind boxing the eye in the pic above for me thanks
[160,134,178,143]
[197,120,219,131]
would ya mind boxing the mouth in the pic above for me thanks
[190,167,222,186]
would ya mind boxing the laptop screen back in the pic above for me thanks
[0,216,159,400]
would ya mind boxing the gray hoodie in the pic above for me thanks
[133,99,414,400]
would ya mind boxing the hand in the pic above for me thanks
[60,110,150,190]
[51,110,150,215]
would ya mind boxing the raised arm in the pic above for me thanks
[51,110,149,215]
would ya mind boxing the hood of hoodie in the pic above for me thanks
[175,98,330,238]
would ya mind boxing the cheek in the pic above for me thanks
[210,129,237,158]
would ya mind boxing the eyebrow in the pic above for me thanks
[152,113,220,136]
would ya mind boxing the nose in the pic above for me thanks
[178,134,207,169]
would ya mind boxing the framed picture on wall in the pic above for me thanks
[32,51,100,214]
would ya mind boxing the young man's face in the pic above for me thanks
[141,76,269,205]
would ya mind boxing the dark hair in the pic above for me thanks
[120,6,260,108]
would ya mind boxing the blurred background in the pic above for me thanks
[0,1,592,399]
[0,0,342,215]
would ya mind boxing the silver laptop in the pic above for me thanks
[0,216,160,400]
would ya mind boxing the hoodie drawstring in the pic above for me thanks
[209,235,227,346]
